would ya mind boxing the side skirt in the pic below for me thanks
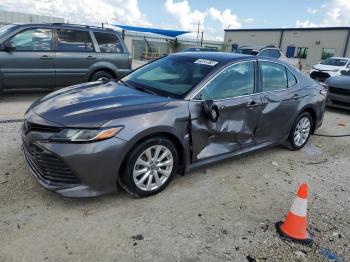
[187,139,285,172]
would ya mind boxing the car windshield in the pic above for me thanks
[235,48,259,56]
[122,55,218,98]
[321,58,349,66]
[0,24,17,38]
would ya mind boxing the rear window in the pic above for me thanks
[236,48,259,56]
[94,32,124,53]
[57,29,94,52]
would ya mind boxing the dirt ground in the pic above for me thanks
[0,92,349,261]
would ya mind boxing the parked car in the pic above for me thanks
[324,70,350,110]
[234,45,302,70]
[0,23,131,96]
[22,52,326,197]
[310,57,350,82]
[181,47,218,52]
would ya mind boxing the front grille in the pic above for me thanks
[310,71,330,80]
[329,86,350,96]
[24,121,62,135]
[23,143,80,186]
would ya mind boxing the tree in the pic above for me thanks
[166,38,182,53]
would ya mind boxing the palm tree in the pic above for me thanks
[166,38,182,53]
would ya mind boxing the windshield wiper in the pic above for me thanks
[118,80,156,95]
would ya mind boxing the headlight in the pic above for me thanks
[49,127,123,142]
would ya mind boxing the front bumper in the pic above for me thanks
[326,91,350,110]
[22,129,129,197]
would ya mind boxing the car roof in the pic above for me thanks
[11,23,117,34]
[171,51,255,63]
[238,45,278,50]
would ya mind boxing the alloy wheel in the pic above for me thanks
[293,116,311,147]
[133,145,174,191]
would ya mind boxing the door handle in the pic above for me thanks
[246,100,260,107]
[86,55,97,60]
[292,94,301,100]
[40,55,53,59]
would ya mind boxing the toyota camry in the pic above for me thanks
[22,52,326,197]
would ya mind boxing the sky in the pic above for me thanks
[0,0,350,41]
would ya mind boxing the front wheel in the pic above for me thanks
[285,112,313,150]
[90,71,114,82]
[121,137,179,197]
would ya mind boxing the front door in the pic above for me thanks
[55,28,97,87]
[0,28,55,89]
[189,60,263,162]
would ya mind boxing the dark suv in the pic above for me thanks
[0,23,131,95]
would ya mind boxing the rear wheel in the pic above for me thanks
[285,112,313,150]
[121,137,179,197]
[90,71,114,82]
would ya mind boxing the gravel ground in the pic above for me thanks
[0,107,349,262]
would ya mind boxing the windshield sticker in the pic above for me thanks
[194,59,218,66]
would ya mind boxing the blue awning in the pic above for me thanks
[113,24,190,38]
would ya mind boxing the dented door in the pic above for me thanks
[188,60,262,162]
[189,95,262,162]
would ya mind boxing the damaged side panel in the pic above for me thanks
[189,94,263,162]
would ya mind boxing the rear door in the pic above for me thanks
[254,60,304,143]
[0,27,55,89]
[55,28,97,87]
[93,31,131,77]
[189,60,263,162]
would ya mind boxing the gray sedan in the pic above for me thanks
[22,52,326,197]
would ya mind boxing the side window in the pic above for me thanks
[260,61,287,92]
[9,28,52,51]
[94,32,124,53]
[287,69,297,87]
[270,50,281,58]
[200,61,255,100]
[57,29,94,52]
[258,49,270,57]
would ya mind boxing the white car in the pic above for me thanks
[310,57,350,82]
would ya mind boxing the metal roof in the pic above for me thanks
[114,24,191,38]
[225,27,350,32]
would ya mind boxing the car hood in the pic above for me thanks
[313,64,344,71]
[29,81,172,127]
[325,75,350,89]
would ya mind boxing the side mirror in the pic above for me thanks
[0,42,16,52]
[201,100,219,122]
[347,64,350,68]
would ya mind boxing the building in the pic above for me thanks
[0,10,64,27]
[224,27,350,70]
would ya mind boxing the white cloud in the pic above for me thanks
[307,7,319,14]
[208,7,241,29]
[296,19,318,28]
[321,0,350,26]
[0,0,150,26]
[164,0,206,32]
[298,0,350,28]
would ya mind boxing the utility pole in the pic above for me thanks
[200,31,204,47]
[197,22,200,41]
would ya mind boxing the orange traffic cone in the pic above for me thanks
[275,183,313,246]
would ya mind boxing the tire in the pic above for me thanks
[90,71,114,82]
[285,112,313,151]
[121,137,179,197]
